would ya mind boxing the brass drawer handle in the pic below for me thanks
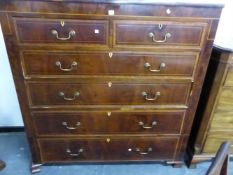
[136,147,152,155]
[128,148,152,155]
[141,91,160,101]
[51,29,76,41]
[55,61,78,72]
[138,121,157,129]
[148,32,171,43]
[66,148,83,157]
[59,91,80,101]
[62,121,81,130]
[144,62,166,72]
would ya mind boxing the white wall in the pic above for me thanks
[214,0,233,49]
[0,25,23,126]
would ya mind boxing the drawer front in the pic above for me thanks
[38,137,179,162]
[14,18,108,44]
[114,21,206,48]
[26,82,190,107]
[33,111,184,135]
[21,51,197,77]
[209,110,233,132]
[224,66,233,87]
[216,87,233,110]
[203,134,233,153]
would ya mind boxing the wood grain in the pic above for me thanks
[32,111,185,135]
[14,18,108,44]
[217,88,233,110]
[38,136,179,162]
[21,51,198,78]
[114,20,206,48]
[187,48,233,167]
[0,0,222,167]
[203,134,233,153]
[26,82,190,107]
[224,64,233,86]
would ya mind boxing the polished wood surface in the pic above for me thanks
[224,66,233,86]
[2,0,223,6]
[187,48,233,166]
[38,136,179,162]
[26,82,190,106]
[203,135,233,153]
[0,0,222,170]
[14,18,108,44]
[114,21,206,47]
[217,88,233,110]
[209,110,233,132]
[21,51,197,77]
[33,111,184,135]
[0,1,223,17]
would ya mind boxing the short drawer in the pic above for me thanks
[38,136,179,162]
[26,82,190,107]
[14,18,108,45]
[33,111,185,136]
[21,51,197,77]
[203,134,233,153]
[114,21,207,48]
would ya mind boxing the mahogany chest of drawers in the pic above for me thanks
[0,0,223,173]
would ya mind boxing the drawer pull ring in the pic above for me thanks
[138,121,157,129]
[59,91,80,101]
[51,29,76,41]
[66,148,83,157]
[141,91,160,101]
[135,147,152,155]
[148,32,171,43]
[62,121,81,130]
[55,61,78,72]
[144,62,166,72]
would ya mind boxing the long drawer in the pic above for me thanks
[21,51,197,77]
[38,137,179,162]
[114,20,207,48]
[33,111,185,136]
[26,82,190,107]
[14,18,108,45]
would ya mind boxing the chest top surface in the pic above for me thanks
[0,0,225,7]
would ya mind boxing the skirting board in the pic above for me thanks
[0,127,24,132]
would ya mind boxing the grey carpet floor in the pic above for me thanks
[0,132,232,175]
